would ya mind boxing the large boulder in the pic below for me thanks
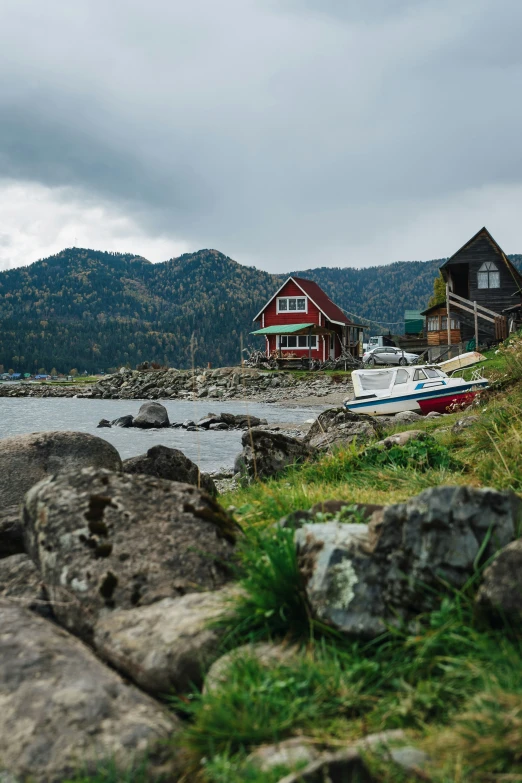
[304,408,383,450]
[123,444,217,497]
[22,467,240,641]
[0,506,24,558]
[0,554,52,619]
[94,585,238,695]
[475,539,522,624]
[235,429,315,480]
[0,599,179,783]
[296,486,521,639]
[133,401,170,428]
[0,431,122,507]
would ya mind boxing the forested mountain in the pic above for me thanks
[0,247,520,373]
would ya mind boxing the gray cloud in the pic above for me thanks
[0,0,522,271]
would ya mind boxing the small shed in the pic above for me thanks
[421,302,461,346]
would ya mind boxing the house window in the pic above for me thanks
[427,317,439,332]
[477,262,500,289]
[277,297,307,313]
[280,335,317,349]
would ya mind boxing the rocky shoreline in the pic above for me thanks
[0,366,353,406]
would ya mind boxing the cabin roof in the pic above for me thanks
[420,301,449,316]
[440,226,522,289]
[253,275,354,326]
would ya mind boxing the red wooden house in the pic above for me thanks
[252,276,364,360]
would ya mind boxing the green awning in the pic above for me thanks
[251,323,329,336]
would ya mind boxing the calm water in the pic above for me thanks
[0,398,324,471]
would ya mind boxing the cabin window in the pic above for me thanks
[427,317,439,332]
[425,368,442,378]
[477,262,500,289]
[394,369,409,385]
[441,316,460,330]
[413,369,427,381]
[280,335,316,349]
[277,297,307,313]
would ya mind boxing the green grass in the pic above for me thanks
[178,596,522,781]
[63,757,154,783]
[223,435,467,531]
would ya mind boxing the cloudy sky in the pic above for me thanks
[1,0,521,272]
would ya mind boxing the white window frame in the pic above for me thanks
[477,261,500,289]
[276,296,307,314]
[279,334,317,350]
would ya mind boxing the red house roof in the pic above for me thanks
[254,276,352,326]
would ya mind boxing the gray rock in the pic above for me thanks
[375,430,426,449]
[123,444,217,497]
[97,419,112,428]
[204,642,300,693]
[22,468,239,641]
[209,422,229,431]
[389,746,429,772]
[111,414,134,428]
[304,408,382,450]
[452,415,480,433]
[0,599,179,783]
[426,411,442,418]
[94,585,238,695]
[235,429,315,480]
[0,506,24,559]
[0,554,52,619]
[275,731,406,783]
[247,737,320,772]
[133,401,170,428]
[394,410,422,423]
[476,538,522,623]
[0,431,122,507]
[297,486,521,639]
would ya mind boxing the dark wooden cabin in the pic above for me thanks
[439,227,522,342]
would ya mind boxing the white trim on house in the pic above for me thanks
[276,296,308,314]
[278,334,318,350]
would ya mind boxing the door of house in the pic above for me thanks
[330,333,335,359]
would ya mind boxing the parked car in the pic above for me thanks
[362,346,419,366]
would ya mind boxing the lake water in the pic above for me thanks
[0,398,325,472]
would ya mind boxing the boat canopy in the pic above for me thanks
[357,370,395,391]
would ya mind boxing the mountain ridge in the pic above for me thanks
[0,247,520,372]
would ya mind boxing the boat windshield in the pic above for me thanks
[424,367,444,378]
[358,371,395,391]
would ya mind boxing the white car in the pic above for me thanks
[362,346,419,367]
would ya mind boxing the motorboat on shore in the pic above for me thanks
[345,365,488,416]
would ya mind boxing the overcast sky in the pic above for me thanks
[1,0,521,272]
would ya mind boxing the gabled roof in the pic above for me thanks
[253,275,353,326]
[440,227,522,290]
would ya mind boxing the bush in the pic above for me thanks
[356,436,460,472]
